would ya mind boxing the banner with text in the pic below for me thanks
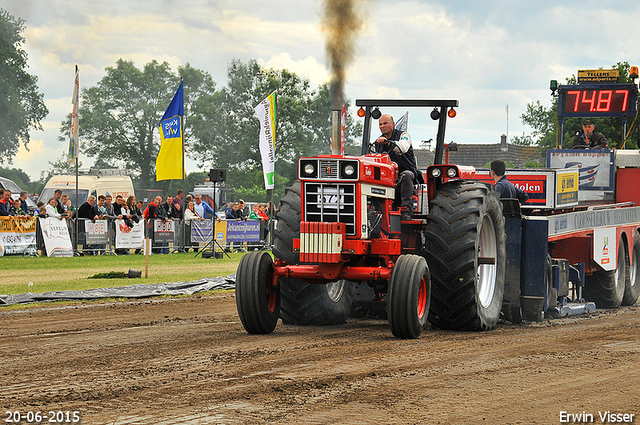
[84,220,109,244]
[40,217,73,257]
[115,219,144,249]
[153,220,175,243]
[226,220,261,242]
[0,216,37,256]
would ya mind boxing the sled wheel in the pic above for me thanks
[584,237,626,308]
[623,232,640,306]
[235,251,280,334]
[273,181,355,325]
[388,255,431,339]
[425,181,506,331]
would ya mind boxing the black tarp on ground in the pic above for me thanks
[0,274,236,306]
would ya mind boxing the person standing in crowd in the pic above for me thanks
[0,189,12,215]
[194,195,214,220]
[53,189,66,216]
[0,189,9,216]
[90,195,107,220]
[143,196,162,253]
[35,201,45,217]
[9,198,28,218]
[172,189,184,220]
[89,195,107,254]
[45,198,63,219]
[76,196,96,255]
[172,191,185,251]
[162,195,178,219]
[226,202,242,220]
[126,196,143,254]
[238,199,249,218]
[19,191,30,216]
[113,195,132,255]
[158,195,175,253]
[490,159,529,204]
[183,201,204,252]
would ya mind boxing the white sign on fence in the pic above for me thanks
[40,217,73,257]
[115,219,144,249]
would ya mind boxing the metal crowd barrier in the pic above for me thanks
[66,217,273,256]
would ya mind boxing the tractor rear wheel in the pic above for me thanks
[388,255,431,339]
[425,181,506,331]
[235,251,280,334]
[273,181,355,326]
[584,237,626,308]
[623,232,640,306]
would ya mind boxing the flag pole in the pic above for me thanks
[269,92,276,247]
[181,79,185,182]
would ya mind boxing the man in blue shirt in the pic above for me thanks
[193,195,214,219]
[490,159,529,204]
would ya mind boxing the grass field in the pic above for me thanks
[2,251,245,296]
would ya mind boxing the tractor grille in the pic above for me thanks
[304,183,356,235]
[319,160,339,179]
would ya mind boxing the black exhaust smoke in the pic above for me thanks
[322,0,365,154]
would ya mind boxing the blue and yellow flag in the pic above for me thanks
[156,81,184,181]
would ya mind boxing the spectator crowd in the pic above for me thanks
[1,187,273,255]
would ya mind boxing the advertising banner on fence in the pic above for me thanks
[154,220,175,243]
[84,220,109,244]
[191,220,228,243]
[0,216,37,256]
[39,217,73,257]
[226,220,261,242]
[115,219,144,249]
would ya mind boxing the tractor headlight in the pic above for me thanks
[344,164,355,176]
[446,167,458,178]
[339,161,358,179]
[304,163,315,175]
[299,159,318,178]
[431,167,442,178]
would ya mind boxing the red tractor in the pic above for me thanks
[236,99,506,338]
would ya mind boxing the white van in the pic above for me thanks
[39,170,135,207]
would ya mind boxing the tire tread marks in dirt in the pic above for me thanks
[425,181,506,331]
[273,181,355,326]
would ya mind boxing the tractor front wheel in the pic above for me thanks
[235,251,280,334]
[388,255,431,339]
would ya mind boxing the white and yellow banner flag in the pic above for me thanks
[254,91,277,190]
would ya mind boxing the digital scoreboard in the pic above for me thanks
[557,83,638,118]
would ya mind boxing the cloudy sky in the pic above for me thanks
[2,0,639,181]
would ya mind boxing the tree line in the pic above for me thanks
[2,7,362,203]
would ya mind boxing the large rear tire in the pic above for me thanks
[623,232,640,306]
[584,237,626,308]
[425,181,506,331]
[388,255,431,339]
[235,251,280,334]
[273,181,355,325]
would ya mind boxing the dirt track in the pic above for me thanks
[2,294,639,424]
